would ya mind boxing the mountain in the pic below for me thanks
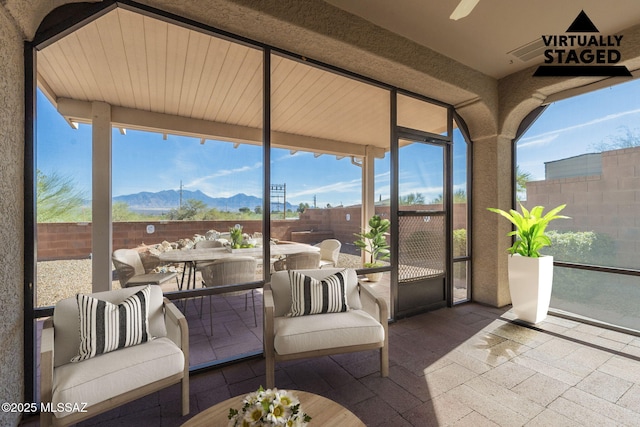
[113,189,293,212]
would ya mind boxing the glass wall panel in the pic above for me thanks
[517,79,640,331]
[552,267,640,331]
[453,261,469,304]
[453,119,470,302]
[36,9,266,367]
[398,138,444,211]
[35,89,93,308]
[518,81,640,269]
[397,94,448,136]
[270,53,390,278]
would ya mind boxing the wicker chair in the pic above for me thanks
[200,257,259,332]
[273,251,321,271]
[112,249,177,290]
[314,239,342,268]
[194,239,225,271]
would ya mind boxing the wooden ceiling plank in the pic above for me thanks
[95,10,135,108]
[217,48,263,124]
[119,9,151,111]
[290,72,357,136]
[178,30,211,117]
[77,22,120,103]
[273,63,327,132]
[144,16,168,114]
[205,43,248,120]
[234,66,263,128]
[193,37,232,120]
[59,32,100,102]
[38,44,78,101]
[164,24,190,116]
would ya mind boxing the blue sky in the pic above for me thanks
[36,89,467,208]
[518,78,640,180]
[39,76,640,210]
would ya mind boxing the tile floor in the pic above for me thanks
[22,302,640,426]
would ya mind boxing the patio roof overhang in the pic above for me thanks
[36,7,451,160]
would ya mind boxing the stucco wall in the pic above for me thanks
[0,5,25,427]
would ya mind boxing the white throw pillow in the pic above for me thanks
[288,269,349,317]
[72,285,152,362]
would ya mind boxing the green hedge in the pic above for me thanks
[542,230,617,304]
[453,229,467,258]
[542,230,615,265]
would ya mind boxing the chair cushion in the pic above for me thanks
[271,268,362,317]
[53,286,166,367]
[72,286,152,362]
[53,337,184,419]
[274,310,384,355]
[288,270,349,316]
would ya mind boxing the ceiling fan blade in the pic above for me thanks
[449,0,480,20]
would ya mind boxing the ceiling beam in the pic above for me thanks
[56,98,386,158]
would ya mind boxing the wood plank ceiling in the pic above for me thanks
[37,7,448,157]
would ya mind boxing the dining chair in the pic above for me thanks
[194,239,225,270]
[314,239,342,268]
[112,249,177,290]
[200,256,259,333]
[273,251,321,271]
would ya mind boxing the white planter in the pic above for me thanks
[507,254,554,324]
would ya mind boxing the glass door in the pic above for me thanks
[395,136,449,317]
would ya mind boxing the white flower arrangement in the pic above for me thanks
[228,387,311,427]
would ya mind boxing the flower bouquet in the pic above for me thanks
[228,387,311,426]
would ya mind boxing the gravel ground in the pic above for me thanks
[36,253,365,307]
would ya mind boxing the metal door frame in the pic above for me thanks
[391,120,453,319]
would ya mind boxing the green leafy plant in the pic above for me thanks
[230,225,243,249]
[487,204,569,257]
[354,215,390,267]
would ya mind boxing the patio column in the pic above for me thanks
[472,133,512,307]
[91,101,112,292]
[362,146,376,264]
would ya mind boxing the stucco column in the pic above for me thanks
[92,102,112,291]
[472,133,513,307]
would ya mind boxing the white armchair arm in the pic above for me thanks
[163,298,188,351]
[359,281,388,323]
[263,285,276,388]
[358,281,389,377]
[163,297,189,416]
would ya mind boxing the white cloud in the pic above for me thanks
[183,162,262,188]
[520,108,640,145]
[289,178,361,199]
[517,134,558,149]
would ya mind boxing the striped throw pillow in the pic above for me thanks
[288,270,349,317]
[72,285,152,362]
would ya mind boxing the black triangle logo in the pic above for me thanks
[566,10,599,32]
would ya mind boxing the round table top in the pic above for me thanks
[181,390,365,427]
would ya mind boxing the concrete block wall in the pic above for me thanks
[37,204,470,260]
[526,146,640,268]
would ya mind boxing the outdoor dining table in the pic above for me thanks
[158,243,320,290]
